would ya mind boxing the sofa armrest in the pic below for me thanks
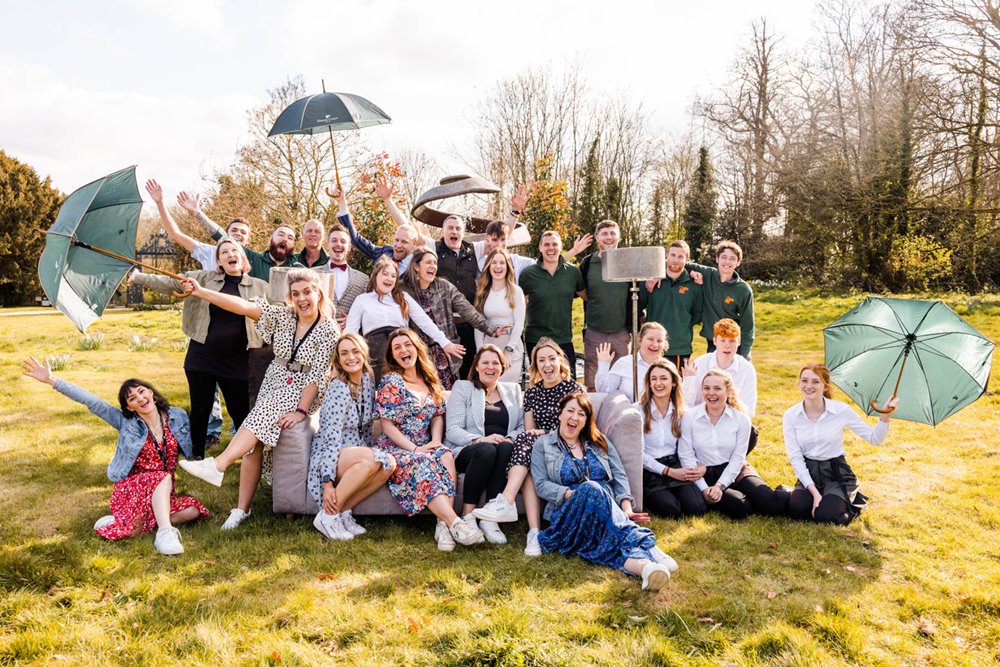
[591,391,644,511]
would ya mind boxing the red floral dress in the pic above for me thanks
[97,422,210,540]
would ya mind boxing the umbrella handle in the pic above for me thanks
[870,398,895,414]
[324,185,338,199]
[73,240,191,299]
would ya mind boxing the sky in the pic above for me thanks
[0,0,817,202]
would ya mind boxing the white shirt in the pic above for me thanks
[328,264,349,300]
[635,400,680,474]
[191,240,217,271]
[596,354,653,402]
[473,285,526,350]
[472,240,535,279]
[683,352,758,417]
[783,398,890,488]
[343,291,452,349]
[678,404,751,491]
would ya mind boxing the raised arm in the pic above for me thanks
[594,344,622,393]
[563,233,594,262]
[146,179,196,253]
[376,175,431,239]
[180,278,262,320]
[177,191,224,241]
[129,270,186,294]
[332,184,380,261]
[21,356,124,429]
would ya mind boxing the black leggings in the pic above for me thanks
[643,481,707,518]
[703,469,789,520]
[185,370,250,459]
[787,488,852,525]
[455,441,514,506]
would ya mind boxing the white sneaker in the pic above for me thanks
[524,528,542,557]
[153,526,184,555]
[651,546,679,573]
[641,561,671,592]
[478,519,507,545]
[435,521,456,552]
[179,457,224,487]
[93,515,115,531]
[340,510,366,536]
[449,516,485,546]
[313,511,353,541]
[473,494,518,523]
[220,507,250,530]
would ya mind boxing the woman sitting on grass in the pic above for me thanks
[678,370,789,519]
[21,358,209,555]
[784,363,898,525]
[177,269,339,531]
[372,328,484,551]
[530,391,677,592]
[309,333,396,541]
[635,359,707,518]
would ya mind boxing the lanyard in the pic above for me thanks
[149,412,169,471]
[560,438,590,483]
[288,316,320,366]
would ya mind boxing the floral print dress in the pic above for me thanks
[372,373,454,515]
[99,422,210,540]
[538,446,656,575]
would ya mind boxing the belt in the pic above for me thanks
[274,356,312,373]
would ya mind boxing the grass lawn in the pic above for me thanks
[1,288,999,666]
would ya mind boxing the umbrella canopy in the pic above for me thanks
[38,166,142,332]
[267,92,391,137]
[823,296,994,425]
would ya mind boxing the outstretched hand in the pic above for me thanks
[681,358,697,377]
[145,179,163,203]
[511,184,530,211]
[375,174,397,201]
[176,191,201,214]
[179,278,199,297]
[21,356,55,385]
[596,342,615,364]
[569,233,593,256]
[443,342,466,360]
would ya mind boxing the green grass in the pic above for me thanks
[2,292,1000,666]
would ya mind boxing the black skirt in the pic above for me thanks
[798,455,867,516]
[642,454,697,492]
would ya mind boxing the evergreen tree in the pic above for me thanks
[574,136,603,233]
[0,151,61,306]
[682,147,717,262]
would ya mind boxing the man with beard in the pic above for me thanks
[292,219,329,268]
[642,239,703,370]
[323,224,368,330]
[578,220,630,390]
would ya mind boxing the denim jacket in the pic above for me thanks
[53,379,192,482]
[529,431,634,521]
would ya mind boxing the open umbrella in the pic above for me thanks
[38,166,188,332]
[823,296,994,425]
[267,81,391,191]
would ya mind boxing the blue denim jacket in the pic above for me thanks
[53,379,192,482]
[529,431,634,521]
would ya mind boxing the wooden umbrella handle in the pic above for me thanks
[73,241,190,298]
[870,398,896,414]
[869,352,909,414]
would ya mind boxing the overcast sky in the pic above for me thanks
[0,0,817,200]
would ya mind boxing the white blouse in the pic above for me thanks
[635,400,680,474]
[783,398,890,488]
[678,404,751,491]
[596,354,652,402]
[473,285,526,349]
[344,291,452,349]
[682,352,758,417]
[473,241,535,279]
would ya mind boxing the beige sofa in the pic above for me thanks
[270,391,644,516]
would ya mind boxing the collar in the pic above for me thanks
[694,403,737,422]
[791,398,836,420]
[707,353,742,372]
[649,401,674,420]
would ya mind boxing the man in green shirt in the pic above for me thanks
[687,240,754,359]
[642,239,703,369]
[519,231,587,369]
[579,220,630,390]
[292,219,329,268]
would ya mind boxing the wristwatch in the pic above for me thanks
[717,483,728,493]
[504,344,514,352]
[322,474,334,485]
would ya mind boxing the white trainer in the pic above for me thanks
[340,510,366,536]
[93,515,115,531]
[179,457,224,487]
[220,507,250,530]
[313,511,353,541]
[153,526,184,556]
[641,561,671,592]
[478,519,507,545]
[524,528,542,557]
[473,494,518,523]
[435,521,456,552]
[450,516,485,546]
[651,546,679,573]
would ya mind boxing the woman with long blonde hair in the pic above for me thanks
[472,249,525,382]
[636,359,706,518]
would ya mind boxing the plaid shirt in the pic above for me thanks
[402,279,493,372]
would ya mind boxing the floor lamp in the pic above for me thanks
[601,247,666,400]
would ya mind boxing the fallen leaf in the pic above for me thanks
[203,559,216,566]
[845,566,858,573]
[271,650,283,664]
[97,590,111,602]
[917,618,937,637]
[814,605,824,613]
[627,615,648,624]
[768,543,776,549]
[316,572,335,581]
[959,597,971,604]
[766,591,778,599]
[698,616,714,624]
[407,617,420,633]
[852,452,860,457]
[900,457,906,462]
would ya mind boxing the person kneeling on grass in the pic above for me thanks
[309,333,396,541]
[530,391,678,592]
[21,358,209,555]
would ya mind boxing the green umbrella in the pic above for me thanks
[823,296,994,425]
[38,166,187,332]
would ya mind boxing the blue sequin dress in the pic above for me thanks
[538,447,657,575]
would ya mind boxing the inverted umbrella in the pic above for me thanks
[823,296,994,425]
[267,81,391,191]
[38,166,188,332]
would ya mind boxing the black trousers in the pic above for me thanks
[248,345,274,410]
[787,489,852,525]
[185,369,250,459]
[455,441,514,506]
[703,465,789,520]
[642,476,707,518]
[456,322,477,381]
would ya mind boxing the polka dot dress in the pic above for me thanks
[508,379,584,470]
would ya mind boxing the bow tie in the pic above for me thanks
[330,263,348,271]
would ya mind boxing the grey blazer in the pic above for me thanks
[445,380,525,455]
[328,267,368,320]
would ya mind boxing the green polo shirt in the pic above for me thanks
[687,262,755,356]
[292,247,329,268]
[519,257,585,347]
[642,269,703,356]
[210,229,301,281]
[581,252,629,333]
